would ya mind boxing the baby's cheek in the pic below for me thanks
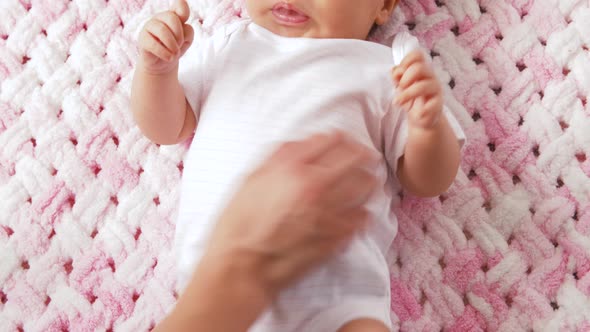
[319,11,368,39]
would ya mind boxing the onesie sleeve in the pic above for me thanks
[178,23,236,116]
[384,32,466,177]
[177,37,208,115]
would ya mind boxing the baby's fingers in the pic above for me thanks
[391,66,404,84]
[154,11,185,45]
[145,19,179,55]
[398,62,432,89]
[397,50,426,72]
[394,79,439,106]
[139,29,174,61]
[180,24,194,56]
[174,0,191,23]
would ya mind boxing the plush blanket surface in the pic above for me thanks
[1,0,589,331]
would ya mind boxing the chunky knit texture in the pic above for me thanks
[1,0,589,331]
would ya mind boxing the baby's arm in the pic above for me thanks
[131,0,196,145]
[391,51,461,197]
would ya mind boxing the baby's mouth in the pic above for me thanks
[272,2,310,26]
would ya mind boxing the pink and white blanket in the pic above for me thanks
[1,0,589,331]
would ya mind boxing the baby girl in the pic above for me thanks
[131,0,464,331]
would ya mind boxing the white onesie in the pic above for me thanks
[175,20,465,331]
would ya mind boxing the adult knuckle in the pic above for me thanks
[298,178,321,201]
[286,164,308,187]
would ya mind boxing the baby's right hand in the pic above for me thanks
[138,0,194,74]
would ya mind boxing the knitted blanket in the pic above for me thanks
[1,0,589,331]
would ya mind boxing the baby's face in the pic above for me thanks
[246,0,397,40]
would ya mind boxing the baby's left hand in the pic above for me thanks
[391,51,443,129]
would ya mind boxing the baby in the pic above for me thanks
[131,0,464,331]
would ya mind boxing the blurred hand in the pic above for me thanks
[203,132,378,297]
[138,0,194,74]
[391,51,443,129]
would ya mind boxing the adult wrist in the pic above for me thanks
[213,247,274,292]
[165,249,274,332]
[186,247,276,304]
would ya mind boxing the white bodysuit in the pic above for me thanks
[175,20,464,331]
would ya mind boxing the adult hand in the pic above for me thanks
[157,132,378,332]
[206,131,379,296]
